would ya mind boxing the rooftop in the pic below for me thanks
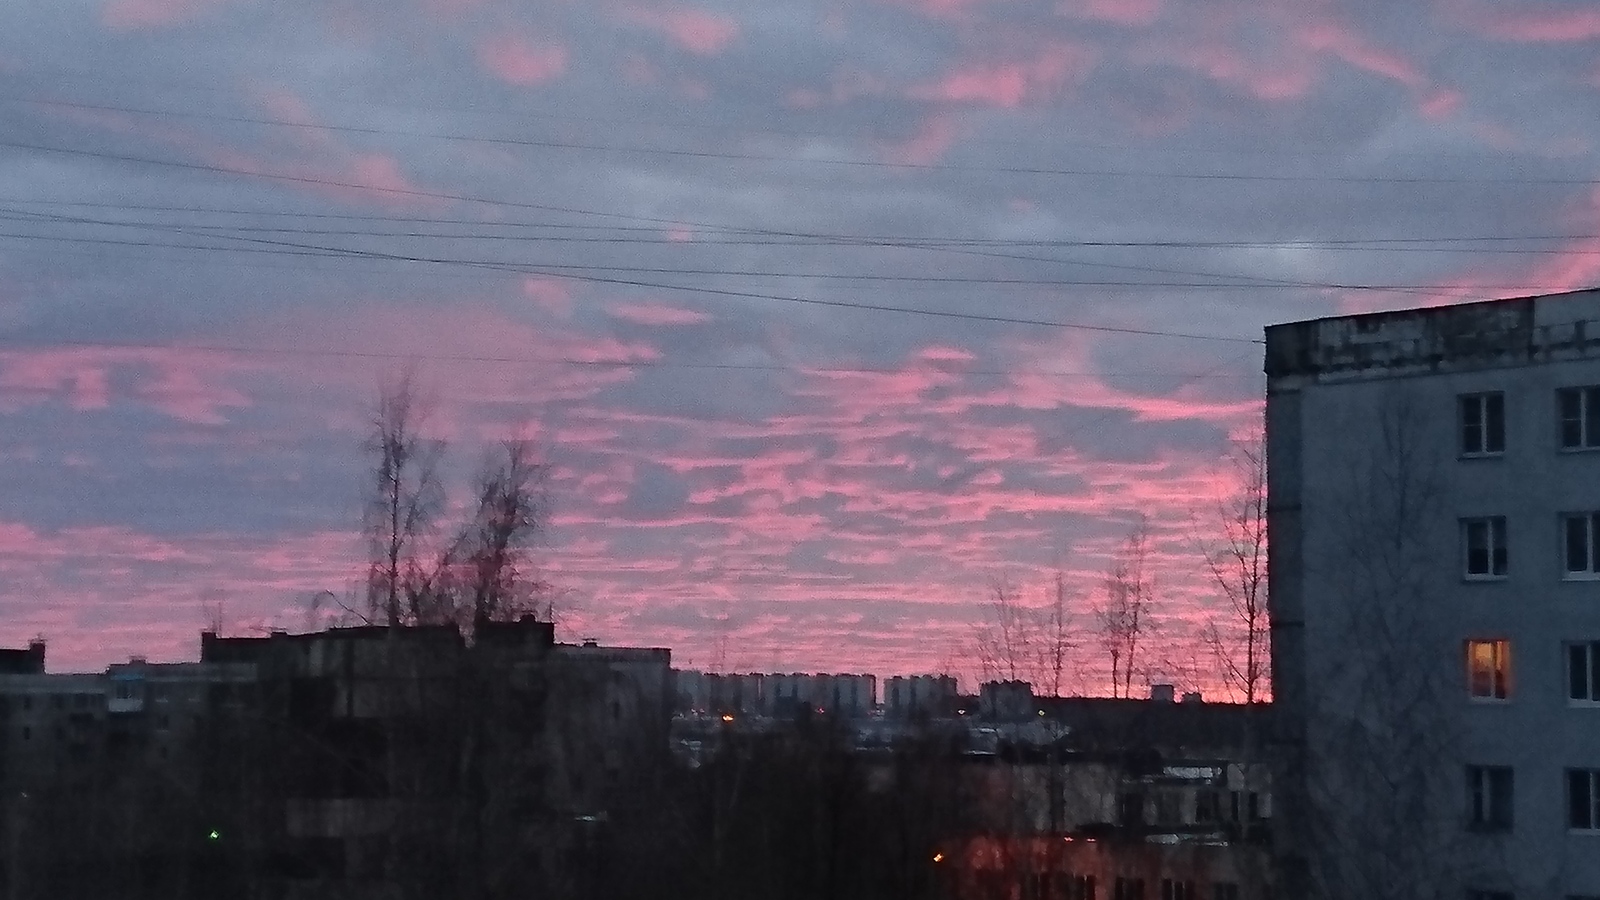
[1264,288,1600,384]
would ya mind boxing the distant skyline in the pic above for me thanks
[3,0,1599,687]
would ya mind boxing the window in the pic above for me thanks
[1067,875,1097,900]
[1228,790,1263,822]
[1568,769,1600,830]
[1467,640,1511,700]
[1213,885,1239,900]
[1161,880,1196,900]
[1154,792,1182,825]
[1118,792,1145,826]
[1565,514,1600,578]
[1195,790,1221,823]
[1560,386,1600,450]
[1113,878,1146,900]
[1569,643,1600,702]
[1461,393,1506,455]
[1463,517,1509,578]
[1466,765,1514,831]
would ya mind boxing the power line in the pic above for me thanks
[11,95,1600,186]
[3,205,1597,252]
[14,338,1258,379]
[7,198,1600,247]
[0,202,1516,304]
[0,205,1268,342]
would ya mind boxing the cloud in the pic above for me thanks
[1451,3,1600,43]
[912,42,1096,107]
[607,303,712,325]
[616,5,740,55]
[476,34,569,85]
[101,0,228,30]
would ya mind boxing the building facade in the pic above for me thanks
[0,621,671,900]
[1266,289,1600,898]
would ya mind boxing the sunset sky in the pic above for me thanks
[3,0,1599,689]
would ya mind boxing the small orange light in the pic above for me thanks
[932,853,944,863]
[721,714,734,722]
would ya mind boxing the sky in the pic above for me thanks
[2,0,1600,691]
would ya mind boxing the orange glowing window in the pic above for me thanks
[1467,639,1511,700]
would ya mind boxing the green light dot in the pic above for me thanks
[208,830,220,840]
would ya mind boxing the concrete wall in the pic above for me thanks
[1267,289,1600,898]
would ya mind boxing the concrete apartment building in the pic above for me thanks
[0,621,671,900]
[1266,289,1600,899]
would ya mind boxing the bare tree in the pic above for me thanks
[1034,569,1074,698]
[1291,396,1493,900]
[1200,431,1270,704]
[1096,518,1155,699]
[363,369,446,627]
[200,588,227,636]
[975,578,1031,684]
[444,438,553,630]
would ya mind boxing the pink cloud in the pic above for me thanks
[878,113,963,165]
[607,303,712,326]
[476,34,569,86]
[1296,21,1425,90]
[1062,0,1161,26]
[617,6,740,55]
[913,42,1096,107]
[1147,35,1318,102]
[1452,3,1600,42]
[0,346,252,424]
[101,0,227,29]
[523,277,576,318]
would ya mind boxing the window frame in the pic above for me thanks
[1569,769,1600,832]
[1559,386,1600,452]
[1466,639,1512,701]
[1568,642,1600,704]
[1460,392,1507,457]
[1466,764,1514,832]
[1563,513,1600,580]
[1462,516,1510,580]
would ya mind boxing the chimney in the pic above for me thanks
[1150,683,1175,703]
[1181,691,1203,704]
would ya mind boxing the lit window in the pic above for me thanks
[1564,514,1600,578]
[1559,386,1600,450]
[1571,769,1600,830]
[1466,765,1514,831]
[1461,393,1506,456]
[1467,640,1511,700]
[1463,517,1509,578]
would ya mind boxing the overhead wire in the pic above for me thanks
[9,94,1600,185]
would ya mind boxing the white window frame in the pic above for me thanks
[1467,639,1511,701]
[1569,642,1600,704]
[1559,386,1600,451]
[1460,392,1506,457]
[1462,517,1509,580]
[1466,764,1514,831]
[1564,513,1600,580]
[1570,769,1600,832]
